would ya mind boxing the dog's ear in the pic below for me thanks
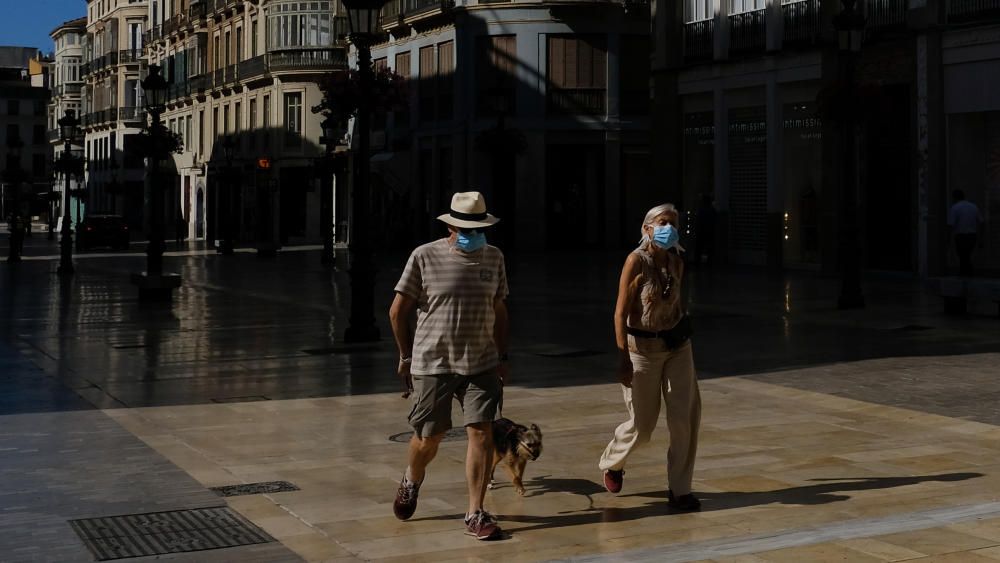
[531,423,541,435]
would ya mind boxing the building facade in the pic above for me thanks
[81,0,149,229]
[652,0,1000,276]
[49,18,89,227]
[370,0,652,249]
[144,0,349,248]
[0,47,52,223]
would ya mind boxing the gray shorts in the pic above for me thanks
[408,371,502,438]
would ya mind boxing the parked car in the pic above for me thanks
[78,215,130,251]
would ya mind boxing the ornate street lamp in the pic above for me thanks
[57,110,80,275]
[833,0,865,309]
[342,0,386,342]
[131,64,182,300]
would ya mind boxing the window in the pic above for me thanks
[199,109,205,155]
[236,27,244,63]
[213,106,219,142]
[185,115,192,149]
[33,125,45,145]
[547,35,608,116]
[394,52,411,127]
[476,35,516,117]
[418,46,435,123]
[251,19,259,56]
[249,98,257,147]
[263,94,270,147]
[437,41,454,121]
[7,100,19,116]
[34,99,46,117]
[6,124,19,144]
[619,35,650,116]
[268,2,334,50]
[214,34,221,69]
[284,92,301,147]
[730,0,764,13]
[33,154,46,177]
[234,102,241,133]
[223,104,230,134]
[225,31,232,67]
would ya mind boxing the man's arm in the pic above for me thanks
[494,298,509,384]
[389,292,417,393]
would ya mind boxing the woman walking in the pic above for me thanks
[599,203,702,511]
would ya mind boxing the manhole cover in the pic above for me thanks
[389,427,467,443]
[69,507,274,561]
[210,395,270,403]
[211,481,300,497]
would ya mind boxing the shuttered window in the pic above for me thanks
[547,35,607,115]
[476,35,516,116]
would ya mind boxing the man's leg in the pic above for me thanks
[407,433,444,484]
[465,421,493,515]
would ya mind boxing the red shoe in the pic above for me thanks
[464,510,501,540]
[393,477,419,520]
[603,469,624,493]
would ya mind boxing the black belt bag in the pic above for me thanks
[627,315,693,349]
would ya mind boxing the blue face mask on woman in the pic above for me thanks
[651,224,679,250]
[456,230,487,252]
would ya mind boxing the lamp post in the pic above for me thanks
[319,117,340,266]
[342,0,386,343]
[131,64,181,300]
[57,111,79,275]
[833,0,865,309]
[218,135,236,255]
[47,177,56,241]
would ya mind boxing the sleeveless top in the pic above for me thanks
[626,247,684,333]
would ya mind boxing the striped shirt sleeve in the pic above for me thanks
[496,252,509,300]
[395,250,423,300]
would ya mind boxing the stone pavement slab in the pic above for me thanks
[0,342,300,562]
[108,353,1000,562]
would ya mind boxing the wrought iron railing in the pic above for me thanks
[684,19,714,62]
[267,48,348,71]
[866,0,907,33]
[119,49,143,64]
[947,0,1000,21]
[547,88,606,116]
[238,55,266,80]
[190,0,207,19]
[190,73,209,92]
[119,106,143,121]
[729,9,766,54]
[782,0,820,46]
[382,0,402,20]
[224,65,237,83]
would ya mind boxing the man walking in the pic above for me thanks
[948,189,984,276]
[389,191,510,540]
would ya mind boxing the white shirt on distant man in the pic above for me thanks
[947,199,983,235]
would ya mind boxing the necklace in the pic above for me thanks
[660,269,674,299]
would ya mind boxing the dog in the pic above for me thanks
[488,417,543,496]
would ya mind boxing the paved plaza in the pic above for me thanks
[1,238,999,561]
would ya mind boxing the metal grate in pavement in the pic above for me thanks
[390,427,467,443]
[211,481,300,497]
[68,506,274,561]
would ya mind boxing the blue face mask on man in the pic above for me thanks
[651,224,679,250]
[456,230,487,252]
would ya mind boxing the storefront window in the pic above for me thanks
[267,2,333,51]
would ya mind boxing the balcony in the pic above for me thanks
[189,0,207,20]
[81,62,91,76]
[47,129,61,142]
[166,81,192,101]
[238,55,266,80]
[56,83,83,96]
[267,48,348,72]
[948,0,1000,22]
[402,0,454,24]
[782,0,820,46]
[119,49,143,64]
[866,0,907,34]
[729,9,766,55]
[191,73,209,93]
[547,88,606,116]
[119,106,144,122]
[684,19,714,62]
[224,65,238,84]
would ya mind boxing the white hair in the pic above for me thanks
[637,203,679,249]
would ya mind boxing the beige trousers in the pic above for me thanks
[599,338,701,496]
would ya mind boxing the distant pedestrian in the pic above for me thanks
[948,189,984,277]
[8,214,26,261]
[600,203,701,512]
[389,191,510,541]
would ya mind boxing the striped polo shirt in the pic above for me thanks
[395,238,509,376]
